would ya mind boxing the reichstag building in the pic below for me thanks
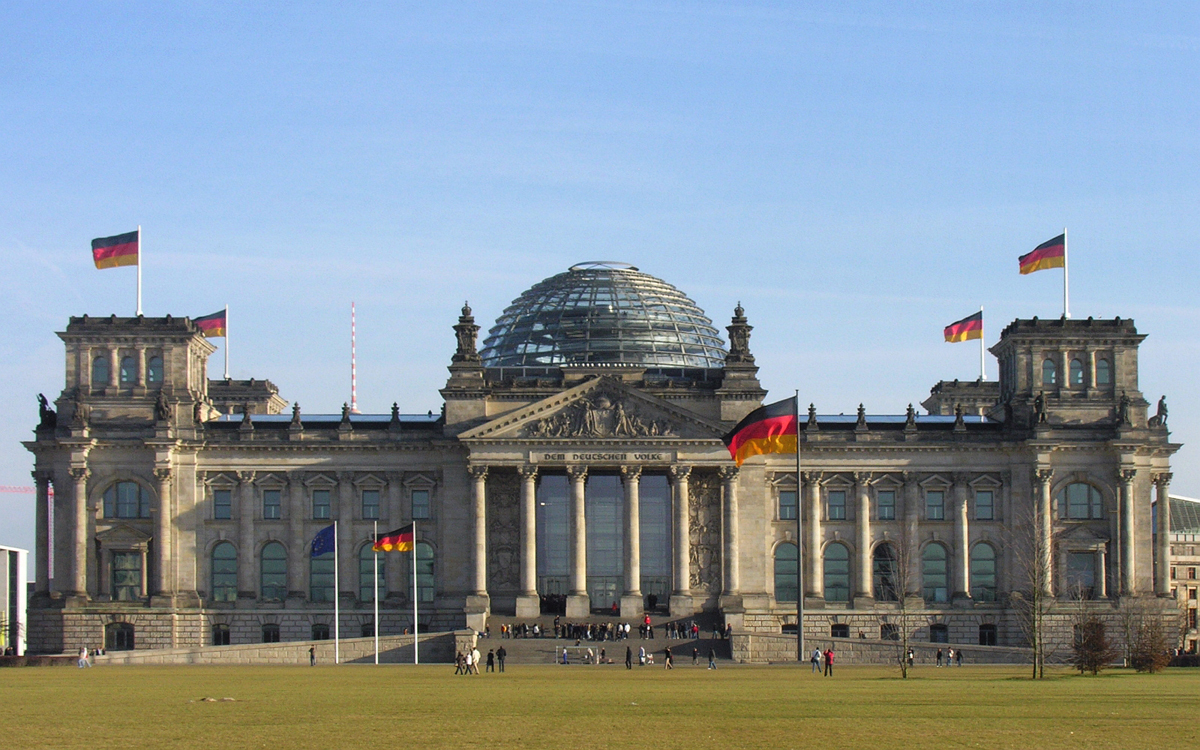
[24,261,1180,653]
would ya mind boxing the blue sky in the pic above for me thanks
[2,2,1198,560]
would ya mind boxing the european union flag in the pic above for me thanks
[311,523,336,557]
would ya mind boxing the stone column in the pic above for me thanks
[108,349,120,389]
[469,465,489,597]
[237,471,256,601]
[153,467,173,598]
[620,465,643,618]
[1095,547,1108,599]
[953,474,971,602]
[516,465,540,618]
[1037,469,1054,597]
[68,467,90,599]
[137,347,148,388]
[565,465,589,617]
[384,472,404,600]
[669,465,693,616]
[719,467,739,596]
[1120,469,1137,595]
[287,472,306,600]
[902,473,921,599]
[336,472,355,600]
[805,472,824,599]
[33,470,50,595]
[854,472,873,602]
[1155,473,1172,596]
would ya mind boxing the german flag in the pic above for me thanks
[944,310,983,343]
[373,523,415,552]
[722,396,798,467]
[91,230,139,269]
[1019,233,1066,274]
[193,309,227,338]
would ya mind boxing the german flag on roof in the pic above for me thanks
[1019,233,1066,274]
[193,309,227,338]
[373,523,415,552]
[944,310,983,343]
[722,396,798,467]
[91,230,139,269]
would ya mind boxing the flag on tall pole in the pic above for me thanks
[373,524,415,552]
[944,308,987,380]
[373,521,379,665]
[91,228,142,315]
[193,307,230,378]
[310,523,339,664]
[721,396,798,466]
[1019,230,1070,318]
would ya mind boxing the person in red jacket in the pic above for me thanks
[823,647,834,676]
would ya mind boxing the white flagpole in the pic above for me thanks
[224,305,230,379]
[979,305,986,381]
[334,520,340,665]
[136,226,143,316]
[413,519,419,666]
[373,520,379,665]
[795,391,804,662]
[1063,228,1070,319]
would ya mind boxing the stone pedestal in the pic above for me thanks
[515,594,541,619]
[852,595,875,609]
[565,594,590,618]
[464,593,490,633]
[620,594,644,619]
[669,594,694,617]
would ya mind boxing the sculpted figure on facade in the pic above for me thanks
[688,471,721,593]
[525,392,676,438]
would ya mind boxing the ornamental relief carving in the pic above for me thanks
[487,471,520,593]
[524,391,677,439]
[688,471,721,593]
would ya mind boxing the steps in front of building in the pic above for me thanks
[466,633,732,666]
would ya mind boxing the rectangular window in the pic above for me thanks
[1190,610,1198,630]
[213,489,232,520]
[111,551,142,601]
[262,489,282,520]
[310,556,335,602]
[312,489,331,520]
[778,490,798,521]
[926,490,945,521]
[1191,588,1198,601]
[827,490,846,521]
[1066,552,1096,599]
[975,490,994,521]
[1190,568,1197,580]
[411,489,430,520]
[877,490,895,521]
[361,489,380,520]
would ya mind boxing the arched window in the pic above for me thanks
[823,543,850,602]
[1096,358,1112,385]
[103,481,151,519]
[310,550,335,602]
[873,544,898,601]
[415,542,435,603]
[1070,358,1084,386]
[773,542,798,603]
[262,623,280,643]
[146,356,164,384]
[211,542,237,602]
[1058,482,1104,520]
[119,355,136,385]
[312,623,330,640]
[359,545,385,601]
[92,355,110,386]
[211,623,230,646]
[105,622,135,651]
[922,544,949,603]
[1042,358,1057,385]
[971,543,997,602]
[261,542,287,601]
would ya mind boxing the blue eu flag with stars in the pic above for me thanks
[311,524,335,557]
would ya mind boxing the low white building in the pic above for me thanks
[0,544,28,655]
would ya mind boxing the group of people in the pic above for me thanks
[454,646,507,674]
[935,648,964,667]
[494,615,731,643]
[810,647,836,676]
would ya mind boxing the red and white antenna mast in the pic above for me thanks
[350,302,360,413]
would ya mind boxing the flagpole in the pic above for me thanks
[1063,227,1070,319]
[373,521,380,665]
[795,391,805,662]
[136,226,142,316]
[413,519,419,666]
[979,305,986,381]
[224,305,230,379]
[334,520,340,665]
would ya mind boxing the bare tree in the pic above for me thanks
[887,530,919,679]
[1067,584,1118,675]
[1005,487,1058,679]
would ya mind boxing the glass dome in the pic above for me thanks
[480,262,729,369]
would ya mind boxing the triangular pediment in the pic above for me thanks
[460,377,725,441]
[1059,524,1109,546]
[96,523,152,546]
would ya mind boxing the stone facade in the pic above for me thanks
[22,270,1181,658]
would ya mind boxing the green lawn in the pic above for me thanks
[2,664,1196,749]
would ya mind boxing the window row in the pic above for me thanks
[1041,355,1112,387]
[776,488,998,523]
[772,541,999,604]
[826,622,997,646]
[210,487,431,521]
[90,352,164,387]
[210,541,435,603]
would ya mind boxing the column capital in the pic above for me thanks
[1153,472,1173,488]
[668,464,692,481]
[853,471,873,485]
[153,467,172,482]
[335,470,354,483]
[1119,468,1137,483]
[69,466,90,481]
[1035,468,1054,484]
[718,465,737,482]
[952,471,972,486]
[622,465,644,481]
[236,470,256,484]
[32,469,53,484]
[566,465,587,481]
[287,470,307,484]
[801,470,824,485]
[468,464,489,481]
[518,464,538,480]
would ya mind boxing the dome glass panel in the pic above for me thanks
[480,262,728,368]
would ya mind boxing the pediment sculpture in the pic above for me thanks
[524,392,677,439]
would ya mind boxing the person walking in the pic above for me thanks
[496,645,506,672]
[78,646,90,668]
[455,651,464,674]
[625,646,633,669]
[907,647,914,668]
[464,649,475,675]
[308,645,316,667]
[936,648,943,667]
[811,647,822,674]
[947,647,954,667]
[486,649,495,673]
[708,648,717,670]
[692,647,699,666]
[956,649,963,667]
[638,645,646,666]
[664,646,673,670]
[823,647,834,677]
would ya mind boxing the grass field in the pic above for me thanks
[2,663,1197,749]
